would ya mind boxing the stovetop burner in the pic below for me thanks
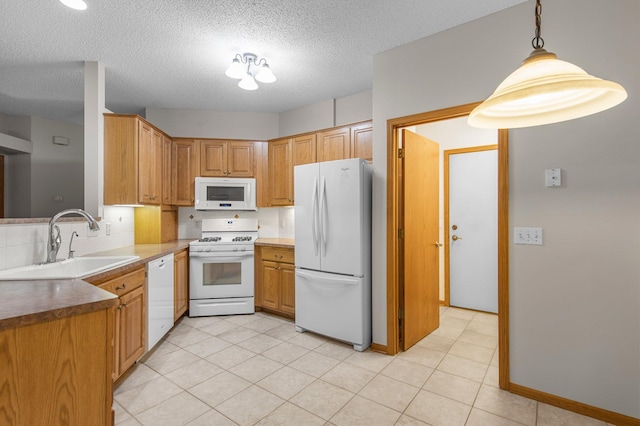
[189,218,259,252]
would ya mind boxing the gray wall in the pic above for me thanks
[147,90,372,141]
[1,115,83,218]
[145,108,280,140]
[372,0,639,417]
[29,116,84,217]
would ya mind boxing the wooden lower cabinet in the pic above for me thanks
[0,308,114,425]
[256,246,295,318]
[279,263,296,316]
[174,248,189,321]
[117,285,145,377]
[92,266,146,381]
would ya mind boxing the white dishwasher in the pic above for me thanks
[148,253,174,350]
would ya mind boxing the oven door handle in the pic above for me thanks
[189,251,254,258]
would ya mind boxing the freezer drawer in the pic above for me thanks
[295,269,371,351]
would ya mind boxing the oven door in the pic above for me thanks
[189,251,254,299]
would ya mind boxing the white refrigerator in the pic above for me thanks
[294,158,372,351]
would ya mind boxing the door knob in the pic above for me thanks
[452,235,462,241]
[434,241,443,247]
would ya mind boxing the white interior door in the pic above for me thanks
[448,148,497,313]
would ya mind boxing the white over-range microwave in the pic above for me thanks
[194,177,257,211]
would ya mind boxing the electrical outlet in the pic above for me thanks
[105,222,111,236]
[514,227,543,245]
[194,219,202,228]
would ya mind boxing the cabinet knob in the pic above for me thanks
[116,283,127,290]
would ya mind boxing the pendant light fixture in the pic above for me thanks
[225,53,276,91]
[468,0,627,129]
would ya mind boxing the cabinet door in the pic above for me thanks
[200,140,227,177]
[261,261,280,311]
[172,139,198,206]
[118,286,145,378]
[138,124,162,204]
[351,122,372,162]
[138,122,154,204]
[174,249,189,321]
[279,263,295,316]
[228,141,255,177]
[150,130,163,202]
[317,126,351,162]
[104,115,138,205]
[269,138,293,206]
[162,135,172,205]
[292,134,317,166]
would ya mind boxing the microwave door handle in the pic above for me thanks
[312,177,319,256]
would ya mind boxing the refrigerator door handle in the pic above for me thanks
[311,177,319,256]
[320,176,327,257]
[296,269,359,286]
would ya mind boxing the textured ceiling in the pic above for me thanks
[0,0,527,125]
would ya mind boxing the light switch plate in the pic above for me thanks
[514,227,543,245]
[545,168,561,187]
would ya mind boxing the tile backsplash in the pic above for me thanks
[0,206,294,272]
[177,206,295,240]
[0,206,135,271]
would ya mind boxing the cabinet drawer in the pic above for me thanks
[261,247,294,264]
[98,267,145,297]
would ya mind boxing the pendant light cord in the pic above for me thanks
[532,0,544,49]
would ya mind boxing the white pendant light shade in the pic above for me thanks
[225,59,244,79]
[238,74,258,91]
[255,64,276,83]
[59,0,87,10]
[469,50,628,128]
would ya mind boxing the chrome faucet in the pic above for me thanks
[46,209,100,263]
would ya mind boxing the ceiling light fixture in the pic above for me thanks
[59,0,87,10]
[225,53,276,91]
[468,0,627,129]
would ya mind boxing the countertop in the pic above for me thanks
[0,240,193,330]
[84,239,193,283]
[255,238,295,248]
[0,280,118,331]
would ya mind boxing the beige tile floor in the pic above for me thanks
[114,307,611,426]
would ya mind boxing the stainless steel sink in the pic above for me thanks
[0,256,140,280]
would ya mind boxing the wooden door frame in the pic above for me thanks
[386,102,510,390]
[443,144,498,307]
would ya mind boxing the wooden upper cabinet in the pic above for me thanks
[351,121,372,162]
[269,138,293,206]
[292,134,317,166]
[200,140,254,177]
[172,139,198,206]
[200,140,227,176]
[138,125,162,204]
[104,114,163,205]
[162,135,172,205]
[317,126,351,162]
